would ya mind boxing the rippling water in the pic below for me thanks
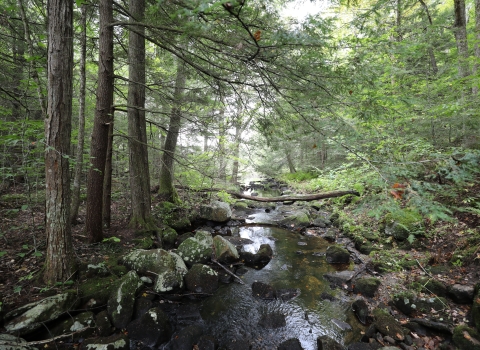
[199,225,363,349]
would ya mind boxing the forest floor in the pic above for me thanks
[0,183,479,349]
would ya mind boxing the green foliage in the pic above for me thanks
[102,236,121,243]
[281,171,318,182]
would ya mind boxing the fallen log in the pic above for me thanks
[227,190,360,203]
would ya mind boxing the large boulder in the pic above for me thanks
[184,264,218,294]
[325,245,350,264]
[177,230,213,266]
[280,209,310,229]
[448,284,475,304]
[353,277,381,297]
[240,243,273,269]
[154,251,188,293]
[213,235,239,263]
[372,309,404,341]
[200,201,232,222]
[4,290,79,336]
[107,270,143,329]
[82,333,129,350]
[452,325,480,350]
[126,307,172,346]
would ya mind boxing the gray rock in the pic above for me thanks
[280,210,311,229]
[317,335,345,350]
[332,318,352,331]
[126,307,172,346]
[0,334,36,350]
[352,298,369,325]
[82,333,129,350]
[448,284,475,304]
[107,270,143,329]
[325,245,350,264]
[200,201,232,222]
[177,231,214,266]
[4,290,79,336]
[49,311,96,340]
[323,270,355,287]
[95,310,113,337]
[353,277,381,297]
[184,264,218,294]
[213,235,239,263]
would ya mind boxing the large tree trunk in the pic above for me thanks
[70,3,87,223]
[103,122,114,228]
[474,0,480,94]
[86,0,114,243]
[44,0,75,284]
[228,190,360,202]
[158,58,186,203]
[127,0,153,229]
[454,0,470,80]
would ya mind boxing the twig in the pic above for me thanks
[1,327,93,346]
[416,259,433,278]
[211,259,245,285]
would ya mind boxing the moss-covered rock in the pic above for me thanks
[383,209,423,242]
[452,325,480,350]
[184,264,219,294]
[372,308,405,341]
[200,201,232,222]
[153,251,188,293]
[280,210,311,229]
[416,277,448,297]
[325,245,350,264]
[353,277,381,297]
[78,276,119,307]
[49,311,96,340]
[177,230,213,266]
[160,226,178,247]
[107,270,143,329]
[213,235,239,263]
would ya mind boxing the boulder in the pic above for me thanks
[353,277,381,297]
[316,335,345,350]
[372,309,404,341]
[325,245,350,264]
[352,298,369,325]
[161,226,178,247]
[240,243,273,269]
[49,311,96,340]
[95,310,114,337]
[4,290,79,336]
[452,325,480,350]
[82,333,129,350]
[153,251,188,293]
[0,334,36,350]
[107,270,143,329]
[213,235,239,263]
[177,230,213,266]
[278,338,303,350]
[184,264,218,294]
[126,307,172,346]
[200,201,232,222]
[447,284,475,304]
[323,270,355,288]
[280,210,310,229]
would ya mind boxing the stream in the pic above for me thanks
[195,207,364,349]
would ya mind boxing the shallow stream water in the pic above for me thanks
[198,221,363,349]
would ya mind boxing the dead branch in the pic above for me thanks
[227,190,360,203]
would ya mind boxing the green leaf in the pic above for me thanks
[0,251,7,257]
[21,205,28,211]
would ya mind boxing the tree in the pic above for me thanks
[44,0,75,283]
[127,0,153,228]
[86,0,114,243]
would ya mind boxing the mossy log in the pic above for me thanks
[227,190,360,203]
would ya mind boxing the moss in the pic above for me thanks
[133,237,154,249]
[77,276,119,305]
[452,325,480,350]
[161,226,178,247]
[353,277,381,297]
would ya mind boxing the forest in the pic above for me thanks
[0,0,479,349]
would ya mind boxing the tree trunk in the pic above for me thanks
[127,0,153,229]
[103,122,114,228]
[474,0,480,94]
[286,150,297,173]
[86,0,114,243]
[418,0,438,75]
[217,106,227,184]
[229,190,360,202]
[70,3,87,223]
[454,0,470,80]
[158,58,186,203]
[44,0,75,284]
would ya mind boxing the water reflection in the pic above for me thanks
[200,226,360,350]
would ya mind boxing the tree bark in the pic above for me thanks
[103,122,114,228]
[44,0,75,283]
[70,3,87,223]
[86,0,114,243]
[127,0,153,229]
[418,0,438,75]
[228,190,360,202]
[474,0,480,94]
[158,58,186,203]
[454,0,470,80]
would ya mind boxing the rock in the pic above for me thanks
[78,276,119,308]
[447,284,475,304]
[312,217,328,228]
[49,311,96,341]
[353,277,381,298]
[347,343,375,350]
[258,312,286,328]
[332,318,352,331]
[82,263,111,278]
[408,318,453,334]
[320,292,338,302]
[82,333,129,350]
[323,270,355,287]
[132,295,153,320]
[95,310,114,337]
[280,210,311,229]
[200,201,232,222]
[252,281,276,299]
[325,245,350,264]
[452,325,480,350]
[240,243,273,269]
[0,334,36,350]
[276,288,301,301]
[323,230,337,242]
[184,264,218,294]
[352,298,369,325]
[213,235,240,263]
[107,270,144,329]
[177,231,214,266]
[126,307,172,346]
[160,226,178,248]
[170,324,204,350]
[416,277,447,297]
[373,309,405,341]
[278,338,304,350]
[4,290,79,336]
[316,335,345,350]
